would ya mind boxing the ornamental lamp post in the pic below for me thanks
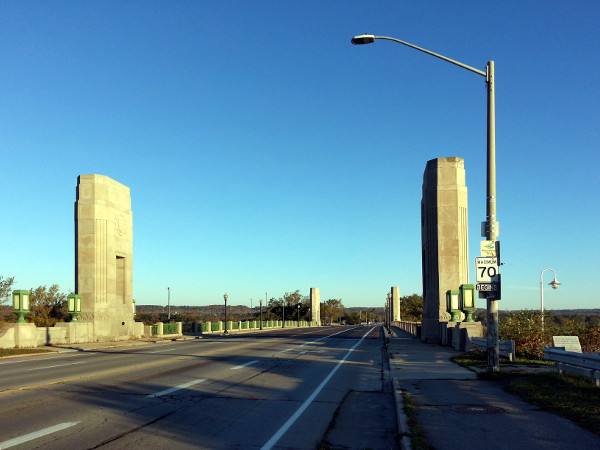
[540,269,561,333]
[447,290,461,322]
[386,292,391,330]
[259,299,263,330]
[67,294,82,322]
[297,303,301,326]
[12,290,30,323]
[460,284,476,322]
[223,293,229,334]
[352,34,499,372]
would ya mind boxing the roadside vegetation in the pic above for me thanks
[451,352,600,436]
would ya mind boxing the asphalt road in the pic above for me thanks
[0,325,394,449]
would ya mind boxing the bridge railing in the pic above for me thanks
[392,321,421,337]
[544,346,600,387]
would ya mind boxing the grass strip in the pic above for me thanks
[505,372,600,436]
[0,348,54,357]
[402,391,433,450]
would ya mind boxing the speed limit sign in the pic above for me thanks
[475,257,500,283]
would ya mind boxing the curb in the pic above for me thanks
[393,377,412,450]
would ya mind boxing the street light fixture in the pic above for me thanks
[12,290,30,323]
[540,269,561,333]
[352,34,500,372]
[297,303,301,326]
[223,293,229,334]
[67,294,82,322]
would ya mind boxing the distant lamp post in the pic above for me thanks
[297,303,301,326]
[223,293,229,334]
[12,290,30,323]
[460,284,476,322]
[259,299,263,330]
[67,294,82,322]
[282,302,285,328]
[540,269,561,333]
[167,287,172,320]
[447,290,461,322]
[386,293,391,330]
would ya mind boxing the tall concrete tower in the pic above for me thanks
[75,174,137,339]
[310,287,321,325]
[421,157,469,343]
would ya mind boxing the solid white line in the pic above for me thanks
[146,379,206,398]
[146,348,177,354]
[27,362,84,371]
[232,360,259,370]
[0,353,92,366]
[0,422,80,448]
[261,327,375,450]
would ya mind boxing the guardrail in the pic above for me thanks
[544,347,600,387]
[470,337,515,362]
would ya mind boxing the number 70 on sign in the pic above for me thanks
[475,257,500,283]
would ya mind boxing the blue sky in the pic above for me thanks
[2,1,599,311]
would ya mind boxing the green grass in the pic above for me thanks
[0,348,54,357]
[505,373,600,435]
[402,392,433,450]
[450,352,600,436]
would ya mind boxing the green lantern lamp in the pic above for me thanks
[460,284,476,322]
[67,294,82,322]
[13,290,30,323]
[446,290,461,322]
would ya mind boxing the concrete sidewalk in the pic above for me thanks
[388,328,600,450]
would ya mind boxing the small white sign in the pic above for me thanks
[475,257,500,283]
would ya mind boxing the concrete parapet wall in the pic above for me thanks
[0,321,146,349]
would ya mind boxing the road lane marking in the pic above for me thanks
[146,348,177,354]
[231,360,259,370]
[0,422,80,448]
[0,340,263,396]
[26,362,85,371]
[146,379,206,398]
[0,353,94,366]
[261,327,375,450]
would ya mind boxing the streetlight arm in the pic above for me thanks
[353,35,487,77]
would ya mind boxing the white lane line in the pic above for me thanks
[261,327,375,450]
[0,353,94,366]
[146,379,206,398]
[0,421,80,448]
[146,348,177,354]
[278,328,358,354]
[27,362,85,371]
[231,360,259,370]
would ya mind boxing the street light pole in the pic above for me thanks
[540,269,561,333]
[259,299,263,330]
[167,287,172,321]
[223,293,229,334]
[352,34,499,371]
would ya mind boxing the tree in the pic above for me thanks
[0,276,15,305]
[29,284,69,327]
[322,299,344,324]
[401,294,423,322]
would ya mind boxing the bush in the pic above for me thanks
[499,310,600,359]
